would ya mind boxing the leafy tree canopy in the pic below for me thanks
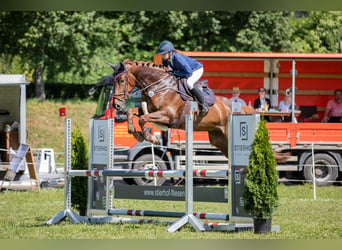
[1,11,341,91]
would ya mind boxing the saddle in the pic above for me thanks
[177,79,215,106]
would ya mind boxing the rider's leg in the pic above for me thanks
[190,85,209,115]
[187,67,209,115]
[187,67,203,89]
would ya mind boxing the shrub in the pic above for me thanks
[243,119,279,219]
[71,125,88,216]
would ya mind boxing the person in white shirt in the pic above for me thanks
[279,91,296,112]
[230,87,246,106]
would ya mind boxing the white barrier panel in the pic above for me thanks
[87,118,115,215]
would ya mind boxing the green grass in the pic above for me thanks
[16,99,342,240]
[0,184,341,239]
[26,99,97,166]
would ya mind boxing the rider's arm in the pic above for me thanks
[172,53,193,78]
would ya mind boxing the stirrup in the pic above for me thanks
[199,103,209,115]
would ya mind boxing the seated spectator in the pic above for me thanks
[278,91,298,122]
[230,87,247,106]
[279,90,296,112]
[322,89,342,123]
[254,87,272,112]
[254,87,272,122]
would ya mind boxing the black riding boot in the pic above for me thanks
[190,85,209,115]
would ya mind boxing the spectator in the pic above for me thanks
[279,90,296,112]
[254,87,271,112]
[322,89,342,123]
[230,87,246,106]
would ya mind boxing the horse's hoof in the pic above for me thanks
[134,132,144,142]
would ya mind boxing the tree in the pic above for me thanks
[0,11,119,99]
[2,11,342,89]
[71,125,88,216]
[289,11,342,53]
[243,118,279,233]
[234,11,293,52]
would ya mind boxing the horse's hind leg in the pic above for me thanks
[208,129,228,158]
[127,107,144,142]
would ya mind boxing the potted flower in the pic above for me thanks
[243,118,279,233]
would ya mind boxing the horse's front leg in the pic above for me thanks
[127,107,144,142]
[138,111,172,145]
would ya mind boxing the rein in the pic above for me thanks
[138,74,170,93]
[113,70,170,100]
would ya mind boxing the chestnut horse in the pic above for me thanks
[109,59,233,158]
[108,59,289,162]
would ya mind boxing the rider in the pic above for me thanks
[157,40,209,115]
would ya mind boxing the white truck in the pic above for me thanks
[0,74,63,189]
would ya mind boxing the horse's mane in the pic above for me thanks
[124,58,168,73]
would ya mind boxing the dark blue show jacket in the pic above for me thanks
[162,52,203,78]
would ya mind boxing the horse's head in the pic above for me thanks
[109,59,171,111]
[108,61,134,111]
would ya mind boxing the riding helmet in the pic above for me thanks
[157,40,174,54]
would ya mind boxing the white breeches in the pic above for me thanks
[187,67,203,90]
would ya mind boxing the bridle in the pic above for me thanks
[112,67,170,102]
[111,71,132,102]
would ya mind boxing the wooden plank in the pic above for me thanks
[203,72,268,78]
[212,89,336,96]
[203,72,342,79]
[25,145,40,192]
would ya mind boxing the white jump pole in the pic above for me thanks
[67,169,228,178]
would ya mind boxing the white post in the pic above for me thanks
[151,143,157,186]
[311,142,316,200]
[291,60,297,123]
[106,119,115,211]
[185,109,193,215]
[166,102,208,232]
[46,118,88,224]
[65,118,72,210]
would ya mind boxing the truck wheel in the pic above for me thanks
[303,153,338,186]
[123,177,136,185]
[132,154,167,186]
[40,181,49,189]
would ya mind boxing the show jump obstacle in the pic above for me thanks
[47,103,274,232]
